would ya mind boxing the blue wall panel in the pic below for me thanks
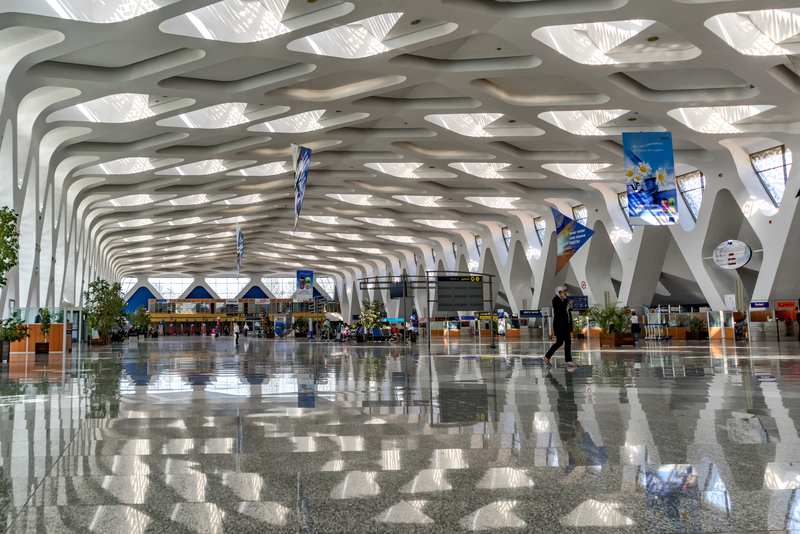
[125,287,157,313]
[185,286,214,299]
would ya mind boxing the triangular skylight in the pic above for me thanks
[667,105,776,133]
[534,20,658,65]
[706,9,800,55]
[248,110,368,133]
[424,113,544,137]
[543,163,613,181]
[364,162,456,179]
[8,0,181,23]
[156,103,289,129]
[450,162,545,180]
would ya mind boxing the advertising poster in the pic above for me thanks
[296,270,313,300]
[623,132,678,225]
[291,143,312,229]
[236,222,244,274]
[551,208,595,275]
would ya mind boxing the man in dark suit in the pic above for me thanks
[544,285,577,367]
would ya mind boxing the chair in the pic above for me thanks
[371,328,384,342]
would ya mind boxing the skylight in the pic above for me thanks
[668,106,775,134]
[356,218,395,226]
[392,196,441,207]
[206,231,234,238]
[281,231,314,239]
[168,217,205,226]
[167,194,210,206]
[538,110,629,136]
[292,254,318,260]
[329,257,359,263]
[283,262,304,267]
[308,245,337,252]
[301,216,339,225]
[327,233,362,241]
[381,235,416,243]
[126,247,152,254]
[415,220,458,229]
[327,194,373,206]
[231,162,289,177]
[425,113,543,137]
[197,244,225,250]
[123,235,154,243]
[268,243,296,249]
[350,248,383,254]
[251,110,325,133]
[85,158,155,175]
[166,233,195,240]
[533,20,657,65]
[287,12,457,59]
[160,0,353,43]
[705,9,800,56]
[257,252,281,258]
[364,162,456,179]
[16,0,180,23]
[55,94,156,123]
[156,103,252,129]
[157,159,243,175]
[163,245,190,252]
[110,194,154,207]
[465,197,520,209]
[542,163,613,181]
[449,162,542,180]
[213,217,246,225]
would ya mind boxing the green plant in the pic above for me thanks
[295,316,308,333]
[39,308,51,342]
[359,299,384,330]
[689,316,706,333]
[587,302,631,334]
[83,278,127,337]
[0,313,28,343]
[130,305,151,332]
[0,207,20,288]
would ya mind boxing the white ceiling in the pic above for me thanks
[7,0,800,280]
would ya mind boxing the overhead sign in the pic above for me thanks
[777,301,798,309]
[296,270,313,300]
[436,276,484,312]
[226,299,239,305]
[461,316,476,320]
[552,208,594,275]
[254,299,270,304]
[156,299,168,303]
[713,240,752,270]
[750,301,769,309]
[623,132,678,225]
[520,310,541,317]
[568,296,589,310]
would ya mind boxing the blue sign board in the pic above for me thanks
[568,296,589,310]
[156,299,168,303]
[461,316,475,320]
[520,310,541,317]
[750,301,770,309]
[381,318,404,323]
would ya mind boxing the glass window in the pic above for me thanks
[206,278,249,299]
[617,192,632,227]
[501,227,511,250]
[121,277,137,295]
[475,235,482,255]
[750,145,792,207]
[262,277,295,298]
[148,278,193,299]
[676,170,706,222]
[572,205,588,226]
[317,276,335,298]
[431,248,437,263]
[534,217,546,245]
[452,242,457,258]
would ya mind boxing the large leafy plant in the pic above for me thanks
[130,305,151,332]
[587,302,631,334]
[359,299,384,330]
[0,313,28,343]
[0,207,19,288]
[689,316,706,333]
[83,278,126,336]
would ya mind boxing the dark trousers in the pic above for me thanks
[545,332,572,362]
[235,333,239,344]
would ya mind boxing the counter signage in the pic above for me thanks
[254,299,270,304]
[777,301,798,309]
[226,299,239,305]
[750,301,770,309]
[520,310,541,317]
[156,299,168,303]
[461,316,476,320]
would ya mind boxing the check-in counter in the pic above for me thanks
[750,321,797,340]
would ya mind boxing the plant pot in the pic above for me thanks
[685,331,700,341]
[35,342,49,354]
[0,340,8,362]
[599,333,636,347]
[264,333,275,339]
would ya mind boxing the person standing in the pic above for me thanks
[631,311,641,342]
[234,322,240,345]
[544,285,576,367]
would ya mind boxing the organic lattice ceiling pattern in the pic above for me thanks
[3,0,800,311]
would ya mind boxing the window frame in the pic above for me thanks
[617,192,632,228]
[534,217,546,245]
[475,235,482,256]
[676,170,706,222]
[501,227,511,251]
[750,144,792,208]
[572,205,588,227]
[452,241,458,259]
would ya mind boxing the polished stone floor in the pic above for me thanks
[3,335,800,532]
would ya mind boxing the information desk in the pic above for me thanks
[10,324,73,353]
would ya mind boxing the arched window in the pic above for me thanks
[501,227,511,250]
[452,242,458,258]
[751,145,792,207]
[262,278,295,298]
[534,217,546,245]
[572,205,588,226]
[317,276,335,298]
[475,235,482,255]
[617,193,632,228]
[148,278,193,299]
[676,171,706,222]
[206,278,249,299]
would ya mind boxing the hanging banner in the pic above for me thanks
[623,132,678,225]
[551,208,595,275]
[291,143,312,230]
[236,222,244,275]
[296,270,313,300]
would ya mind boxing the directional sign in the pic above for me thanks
[438,276,483,283]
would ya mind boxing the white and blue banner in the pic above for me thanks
[291,143,312,230]
[296,270,313,300]
[236,222,244,275]
[623,132,678,225]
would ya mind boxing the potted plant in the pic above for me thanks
[685,316,708,341]
[572,315,586,339]
[0,313,28,362]
[35,308,51,354]
[83,279,127,345]
[263,323,275,339]
[588,302,636,347]
[295,316,309,336]
[130,306,151,338]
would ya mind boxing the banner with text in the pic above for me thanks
[623,132,678,225]
[552,207,595,275]
[296,270,313,300]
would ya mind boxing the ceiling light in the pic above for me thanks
[327,233,362,241]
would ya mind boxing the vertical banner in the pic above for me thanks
[236,222,244,276]
[623,132,678,225]
[296,270,313,300]
[551,208,595,275]
[291,143,312,230]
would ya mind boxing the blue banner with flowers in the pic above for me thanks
[624,132,678,225]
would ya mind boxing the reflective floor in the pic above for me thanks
[3,335,800,532]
